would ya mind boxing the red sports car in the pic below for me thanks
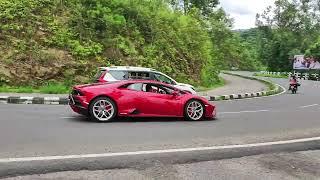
[69,80,216,122]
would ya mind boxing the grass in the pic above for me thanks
[39,83,70,94]
[196,78,226,92]
[0,86,36,93]
[0,76,227,94]
[0,84,70,94]
[224,72,280,92]
[0,79,226,94]
[253,73,288,79]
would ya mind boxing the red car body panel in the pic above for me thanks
[69,80,216,119]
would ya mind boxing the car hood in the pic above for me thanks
[176,82,194,88]
[176,83,195,91]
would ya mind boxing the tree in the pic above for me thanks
[170,0,219,15]
[255,0,320,71]
[0,0,264,87]
[306,37,320,59]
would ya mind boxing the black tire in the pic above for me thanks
[292,88,297,94]
[89,97,117,122]
[184,99,205,121]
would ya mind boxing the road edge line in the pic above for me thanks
[1,136,320,163]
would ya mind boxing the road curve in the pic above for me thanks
[0,72,319,160]
[198,73,267,96]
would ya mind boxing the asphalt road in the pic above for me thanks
[198,73,267,96]
[0,72,320,177]
[5,150,320,180]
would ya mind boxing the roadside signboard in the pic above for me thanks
[293,55,320,70]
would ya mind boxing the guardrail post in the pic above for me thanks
[297,73,302,79]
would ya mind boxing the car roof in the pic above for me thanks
[123,79,173,86]
[98,66,178,84]
[76,80,172,89]
[97,79,174,89]
[99,66,156,72]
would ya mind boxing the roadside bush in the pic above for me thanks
[39,83,70,94]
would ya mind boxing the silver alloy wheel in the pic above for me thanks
[92,99,115,121]
[187,101,204,121]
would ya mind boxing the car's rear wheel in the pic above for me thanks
[184,100,204,121]
[89,97,117,122]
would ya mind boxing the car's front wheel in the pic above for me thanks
[184,100,205,121]
[89,97,117,122]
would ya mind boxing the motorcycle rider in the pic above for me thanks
[289,75,299,90]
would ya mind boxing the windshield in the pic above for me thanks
[154,73,176,85]
[109,70,127,80]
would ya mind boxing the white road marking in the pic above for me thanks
[0,136,319,163]
[61,117,74,119]
[60,109,270,119]
[220,110,270,114]
[299,104,318,108]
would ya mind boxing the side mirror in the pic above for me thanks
[172,90,179,96]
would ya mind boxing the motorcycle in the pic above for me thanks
[290,84,298,94]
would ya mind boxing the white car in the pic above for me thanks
[93,66,197,94]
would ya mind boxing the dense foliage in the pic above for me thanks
[1,0,319,88]
[252,0,320,71]
[0,0,264,87]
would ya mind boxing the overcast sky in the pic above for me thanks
[220,0,275,29]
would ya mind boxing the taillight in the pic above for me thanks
[71,89,84,96]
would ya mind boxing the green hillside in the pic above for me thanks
[0,0,263,87]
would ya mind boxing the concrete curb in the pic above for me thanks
[207,72,284,102]
[0,72,284,105]
[0,96,69,105]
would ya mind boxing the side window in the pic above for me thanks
[142,83,158,93]
[142,83,174,95]
[109,70,127,80]
[94,69,106,81]
[128,71,150,80]
[160,85,175,94]
[126,83,143,91]
[154,73,174,85]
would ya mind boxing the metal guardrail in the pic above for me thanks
[259,71,320,81]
